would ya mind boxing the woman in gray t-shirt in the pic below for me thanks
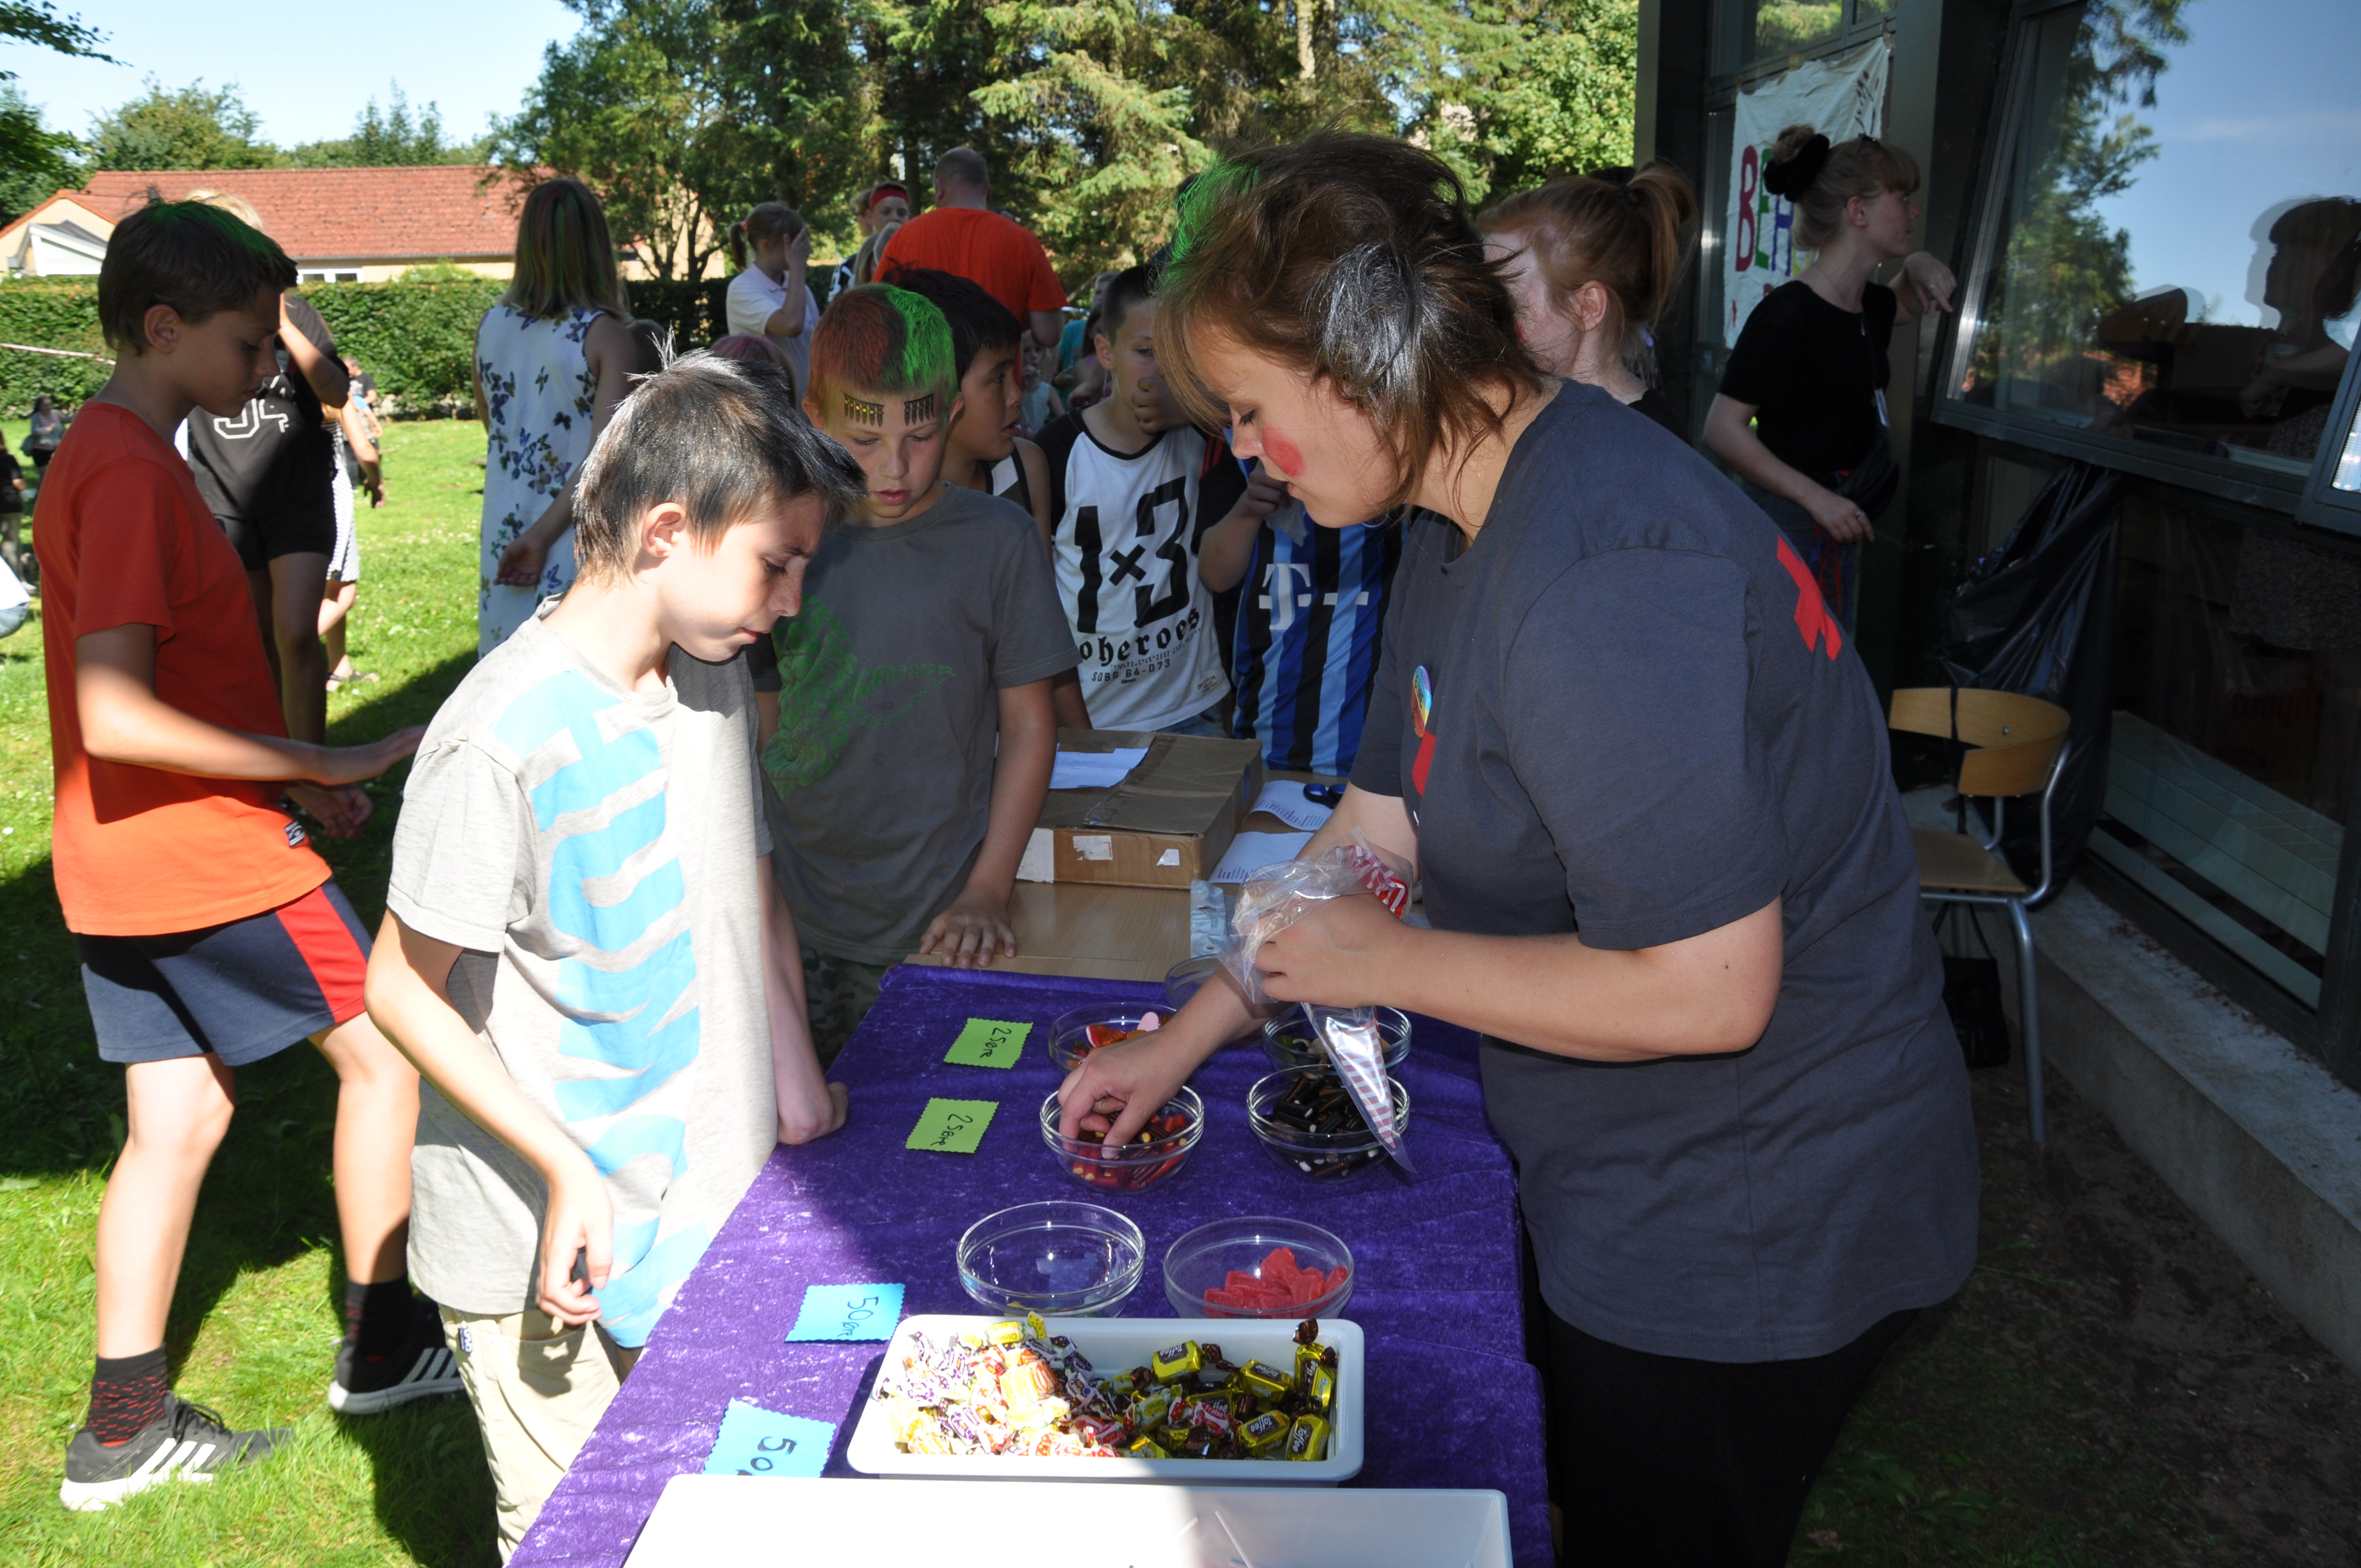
[1057,132,1976,1566]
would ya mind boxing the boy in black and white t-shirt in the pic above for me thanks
[1036,265,1282,732]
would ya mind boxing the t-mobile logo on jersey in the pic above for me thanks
[1257,563,1370,632]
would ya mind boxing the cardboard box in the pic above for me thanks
[1022,728,1264,889]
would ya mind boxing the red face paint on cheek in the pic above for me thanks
[1264,428,1305,476]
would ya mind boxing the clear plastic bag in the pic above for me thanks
[1219,835,1415,1168]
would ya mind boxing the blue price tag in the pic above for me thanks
[703,1399,833,1478]
[785,1282,904,1342]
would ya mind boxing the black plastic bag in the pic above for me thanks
[1935,907,2011,1069]
[1938,461,2123,905]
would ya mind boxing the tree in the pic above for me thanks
[0,2,113,215]
[290,84,489,166]
[88,78,284,170]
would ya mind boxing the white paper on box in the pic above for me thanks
[1015,827,1056,883]
[1250,781,1335,831]
[1047,747,1147,792]
[1210,830,1313,884]
[1156,848,1180,866]
[1071,834,1115,862]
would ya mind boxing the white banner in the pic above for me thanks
[1724,39,1890,347]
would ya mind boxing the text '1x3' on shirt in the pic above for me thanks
[388,614,777,1347]
[750,482,1078,965]
[36,403,329,937]
[1038,414,1249,733]
[1350,381,1977,1365]
[1231,500,1403,775]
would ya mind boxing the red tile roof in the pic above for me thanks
[79,166,532,263]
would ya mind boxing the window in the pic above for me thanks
[1715,0,1891,75]
[2085,494,2359,1009]
[1946,0,2361,507]
[299,269,362,284]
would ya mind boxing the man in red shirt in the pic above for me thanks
[879,147,1068,349]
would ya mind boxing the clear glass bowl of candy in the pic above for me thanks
[955,1199,1146,1316]
[1161,1215,1355,1319]
[1046,1004,1171,1073]
[1247,1068,1411,1183]
[1038,1087,1203,1193]
[1259,1005,1413,1075]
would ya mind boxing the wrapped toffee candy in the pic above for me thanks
[1151,1340,1204,1384]
[1285,1413,1331,1461]
[1238,1409,1293,1456]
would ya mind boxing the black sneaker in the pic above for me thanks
[328,1300,461,1414]
[59,1393,285,1511]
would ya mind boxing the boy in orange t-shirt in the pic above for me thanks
[41,203,440,1512]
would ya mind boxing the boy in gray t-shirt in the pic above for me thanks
[369,354,864,1553]
[753,285,1075,1060]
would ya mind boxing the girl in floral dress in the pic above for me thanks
[472,179,640,654]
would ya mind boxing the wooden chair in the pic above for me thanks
[1889,688,2071,1141]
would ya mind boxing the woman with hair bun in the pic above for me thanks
[1705,125,1954,630]
[1057,130,1974,1566]
[1480,161,1699,437]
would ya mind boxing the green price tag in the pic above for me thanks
[944,1017,1032,1069]
[906,1097,998,1154]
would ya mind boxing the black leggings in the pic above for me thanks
[1543,1303,1917,1567]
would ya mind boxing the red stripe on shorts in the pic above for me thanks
[275,885,369,1025]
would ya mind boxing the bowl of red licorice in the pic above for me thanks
[1038,1086,1203,1193]
[1161,1216,1354,1319]
[1046,1005,1169,1074]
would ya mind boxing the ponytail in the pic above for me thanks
[731,203,804,274]
[1479,159,1700,377]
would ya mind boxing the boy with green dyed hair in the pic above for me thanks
[750,284,1076,1058]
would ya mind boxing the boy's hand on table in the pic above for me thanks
[920,895,1018,968]
[538,1156,613,1326]
[781,1082,850,1146]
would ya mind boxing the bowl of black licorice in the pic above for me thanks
[1259,1005,1413,1075]
[1245,1068,1411,1182]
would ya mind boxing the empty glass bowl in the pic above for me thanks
[955,1200,1146,1316]
[1162,1215,1355,1319]
[1260,1005,1413,1075]
[1038,1087,1203,1194]
[1247,1068,1411,1183]
[1045,1004,1170,1074]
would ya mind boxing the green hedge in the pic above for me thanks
[0,282,111,417]
[0,274,739,418]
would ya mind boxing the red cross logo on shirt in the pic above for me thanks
[1775,536,1843,660]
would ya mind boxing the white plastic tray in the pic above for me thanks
[844,1314,1363,1484]
[623,1477,1509,1567]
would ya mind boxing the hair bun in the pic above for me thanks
[1763,133,1831,199]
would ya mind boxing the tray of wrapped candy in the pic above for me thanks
[845,1313,1363,1484]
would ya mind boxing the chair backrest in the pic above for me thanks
[1888,687,2069,799]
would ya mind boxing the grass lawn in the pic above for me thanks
[0,416,2353,1566]
[0,418,498,1567]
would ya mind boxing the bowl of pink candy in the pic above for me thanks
[1161,1216,1354,1319]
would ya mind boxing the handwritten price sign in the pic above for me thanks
[786,1282,903,1342]
[702,1400,833,1478]
[944,1017,1031,1069]
[906,1097,997,1154]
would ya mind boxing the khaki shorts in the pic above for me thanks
[441,1305,641,1559]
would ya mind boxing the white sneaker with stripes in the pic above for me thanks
[59,1393,286,1511]
[328,1301,463,1414]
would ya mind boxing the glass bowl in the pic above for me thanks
[1162,1215,1355,1319]
[1046,1004,1169,1074]
[1163,954,1224,1010]
[955,1200,1145,1317]
[1260,1006,1413,1075]
[1038,1087,1203,1194]
[1247,1068,1411,1183]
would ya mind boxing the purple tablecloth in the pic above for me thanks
[512,965,1551,1567]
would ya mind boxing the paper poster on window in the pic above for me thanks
[1725,39,1890,347]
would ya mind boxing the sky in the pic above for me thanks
[2088,0,2361,334]
[4,0,581,149]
